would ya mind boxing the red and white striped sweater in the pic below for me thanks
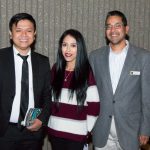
[47,66,100,142]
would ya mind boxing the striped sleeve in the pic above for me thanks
[86,70,100,131]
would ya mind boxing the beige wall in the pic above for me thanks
[0,0,150,64]
[0,0,150,149]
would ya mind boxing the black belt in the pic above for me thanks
[9,122,25,131]
[9,122,18,126]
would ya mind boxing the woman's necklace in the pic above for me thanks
[64,71,72,82]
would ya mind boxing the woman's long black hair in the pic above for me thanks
[52,29,90,107]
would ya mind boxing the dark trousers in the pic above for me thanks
[49,135,85,150]
[0,139,42,150]
[0,123,43,150]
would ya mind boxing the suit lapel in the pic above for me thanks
[114,45,136,96]
[101,47,114,96]
[31,52,39,106]
[7,48,16,96]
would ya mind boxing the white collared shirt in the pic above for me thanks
[109,40,129,94]
[9,45,34,123]
[108,40,129,142]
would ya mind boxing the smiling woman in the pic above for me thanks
[47,29,100,150]
[61,34,77,70]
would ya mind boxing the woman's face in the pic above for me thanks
[62,35,77,68]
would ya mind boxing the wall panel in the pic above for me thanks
[1,0,150,64]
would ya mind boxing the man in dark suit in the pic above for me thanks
[0,13,51,150]
[89,10,150,150]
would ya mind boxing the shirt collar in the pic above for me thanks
[109,40,129,55]
[13,45,31,57]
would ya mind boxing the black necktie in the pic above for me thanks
[18,54,29,125]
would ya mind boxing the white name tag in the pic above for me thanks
[130,71,140,75]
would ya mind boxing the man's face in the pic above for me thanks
[10,19,36,53]
[105,16,129,46]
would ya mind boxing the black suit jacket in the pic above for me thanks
[0,47,51,137]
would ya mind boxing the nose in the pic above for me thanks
[21,30,27,36]
[66,46,71,51]
[110,26,116,31]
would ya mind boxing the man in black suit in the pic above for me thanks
[0,13,51,150]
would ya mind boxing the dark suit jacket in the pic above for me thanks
[0,47,51,138]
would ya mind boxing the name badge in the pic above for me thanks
[130,71,140,75]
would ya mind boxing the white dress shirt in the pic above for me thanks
[9,45,34,125]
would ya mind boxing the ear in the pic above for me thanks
[125,26,129,34]
[34,31,36,39]
[9,30,12,39]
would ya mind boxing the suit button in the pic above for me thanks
[109,115,112,118]
[113,100,115,103]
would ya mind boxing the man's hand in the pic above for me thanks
[27,119,42,131]
[139,135,149,145]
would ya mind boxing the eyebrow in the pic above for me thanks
[106,22,123,25]
[62,42,77,44]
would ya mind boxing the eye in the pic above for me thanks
[62,43,67,47]
[15,29,22,32]
[105,25,111,30]
[71,44,77,48]
[27,30,33,32]
[115,23,122,29]
[105,23,124,30]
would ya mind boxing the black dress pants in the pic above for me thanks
[0,123,43,150]
[49,135,85,150]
